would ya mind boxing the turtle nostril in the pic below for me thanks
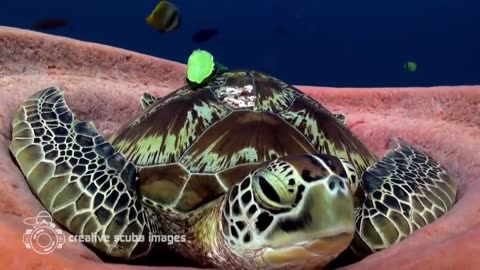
[328,180,336,191]
[328,176,345,191]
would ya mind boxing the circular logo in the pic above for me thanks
[23,211,66,255]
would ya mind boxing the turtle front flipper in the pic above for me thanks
[350,138,458,258]
[141,92,159,110]
[10,87,160,259]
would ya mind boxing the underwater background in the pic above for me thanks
[1,0,479,87]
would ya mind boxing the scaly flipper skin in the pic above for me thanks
[351,138,458,257]
[9,87,161,259]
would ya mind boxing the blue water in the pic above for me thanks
[1,0,479,87]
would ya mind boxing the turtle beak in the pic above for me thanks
[261,175,356,267]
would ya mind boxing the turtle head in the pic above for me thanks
[221,154,357,268]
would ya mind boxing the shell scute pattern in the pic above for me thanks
[131,85,195,127]
[279,97,377,178]
[109,71,376,213]
[207,71,298,112]
[111,89,231,166]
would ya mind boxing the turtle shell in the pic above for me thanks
[110,71,377,213]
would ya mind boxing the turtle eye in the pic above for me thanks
[253,174,293,213]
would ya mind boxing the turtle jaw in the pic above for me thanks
[260,230,354,267]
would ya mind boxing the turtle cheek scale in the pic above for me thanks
[220,157,356,269]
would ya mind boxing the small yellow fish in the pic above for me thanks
[146,1,180,32]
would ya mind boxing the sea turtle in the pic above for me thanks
[10,70,457,269]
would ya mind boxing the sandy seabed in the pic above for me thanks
[0,26,479,270]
